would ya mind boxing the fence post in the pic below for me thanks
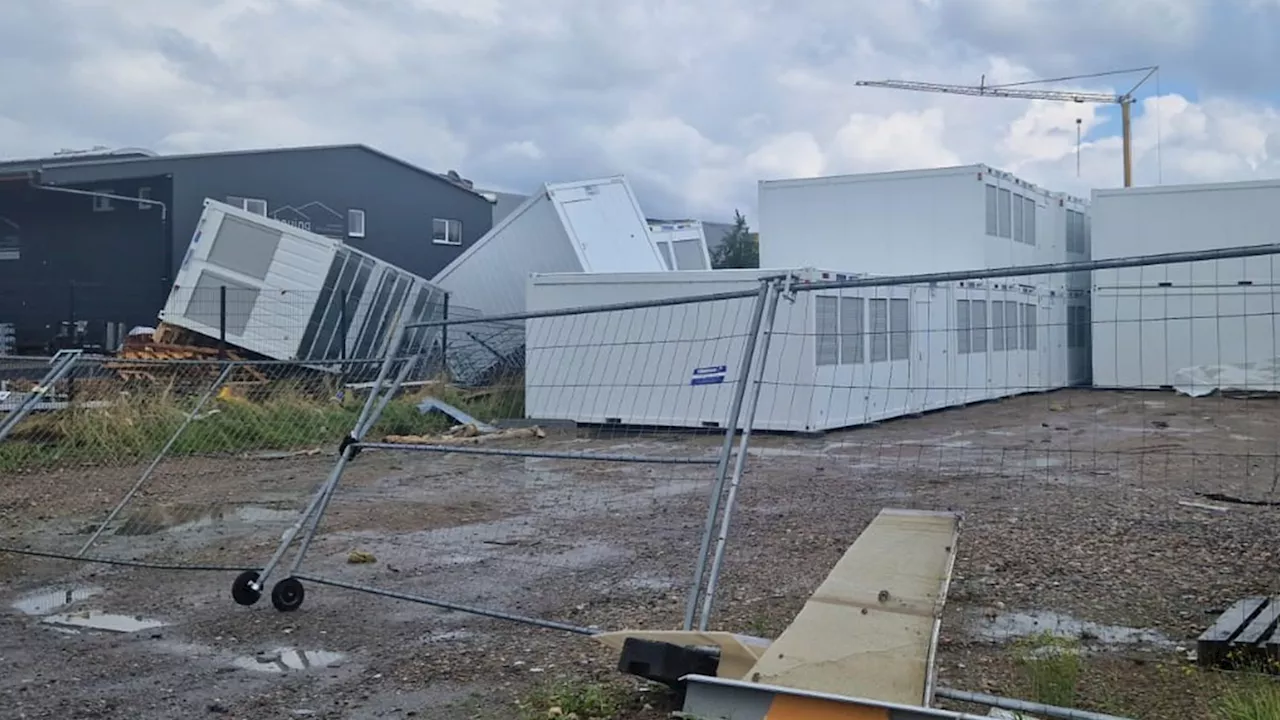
[218,285,227,360]
[66,280,77,400]
[697,278,785,631]
[338,289,349,392]
[682,279,772,631]
[441,291,450,378]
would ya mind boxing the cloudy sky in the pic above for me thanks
[3,0,1279,223]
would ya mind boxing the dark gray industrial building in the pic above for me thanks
[0,144,494,352]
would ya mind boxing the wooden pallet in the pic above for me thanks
[1198,596,1280,668]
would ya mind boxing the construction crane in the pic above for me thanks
[855,66,1158,187]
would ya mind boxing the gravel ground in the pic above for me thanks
[1,388,1277,719]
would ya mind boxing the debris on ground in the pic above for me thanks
[415,396,497,434]
[383,425,546,446]
[347,550,377,564]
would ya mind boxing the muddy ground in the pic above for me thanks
[1,388,1277,719]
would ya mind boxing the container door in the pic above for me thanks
[915,299,948,411]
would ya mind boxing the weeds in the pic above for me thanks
[516,679,639,720]
[1212,673,1280,720]
[0,375,526,472]
[1011,631,1083,708]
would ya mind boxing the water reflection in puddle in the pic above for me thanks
[977,609,1173,648]
[12,586,103,615]
[41,611,168,634]
[232,648,346,673]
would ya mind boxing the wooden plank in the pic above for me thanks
[744,509,960,707]
[1198,597,1272,667]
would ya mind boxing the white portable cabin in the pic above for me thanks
[757,164,1092,386]
[525,268,1071,433]
[1091,178,1280,391]
[161,199,446,368]
[430,176,667,383]
[647,220,713,270]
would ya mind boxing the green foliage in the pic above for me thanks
[1012,632,1083,708]
[1212,671,1280,720]
[517,680,638,720]
[710,209,758,269]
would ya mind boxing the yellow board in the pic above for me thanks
[744,509,960,706]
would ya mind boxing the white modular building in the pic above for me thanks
[757,164,1092,386]
[430,175,667,382]
[647,220,713,270]
[524,268,1073,433]
[1091,178,1280,392]
[161,199,446,369]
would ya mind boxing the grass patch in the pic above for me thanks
[1011,631,1083,708]
[516,679,641,720]
[0,375,526,472]
[1213,672,1280,720]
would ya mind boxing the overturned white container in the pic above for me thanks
[525,268,1072,433]
[431,176,668,383]
[161,199,445,368]
[647,220,713,270]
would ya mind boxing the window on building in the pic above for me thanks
[92,191,114,212]
[1067,306,1080,348]
[137,186,153,210]
[1023,303,1037,350]
[985,185,998,236]
[816,296,839,366]
[1024,197,1036,245]
[1012,194,1024,244]
[869,298,889,362]
[433,218,463,246]
[840,297,865,365]
[226,196,268,216]
[0,218,18,261]
[991,300,1006,351]
[971,300,988,353]
[889,298,910,361]
[956,300,971,354]
[348,209,366,238]
[997,189,1012,239]
[1004,300,1020,350]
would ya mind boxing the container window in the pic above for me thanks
[433,218,463,246]
[657,241,675,270]
[138,186,153,210]
[956,300,971,354]
[991,300,1006,351]
[672,239,708,270]
[348,209,366,238]
[840,296,864,365]
[1023,197,1036,245]
[869,298,889,362]
[92,190,114,212]
[815,296,839,366]
[985,185,998,236]
[1067,306,1079,348]
[1012,194,1024,244]
[226,196,268,216]
[971,300,988,353]
[889,298,909,361]
[0,217,18,261]
[1023,302,1037,350]
[1004,300,1019,350]
[997,189,1012,239]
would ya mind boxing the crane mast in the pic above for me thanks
[855,67,1157,187]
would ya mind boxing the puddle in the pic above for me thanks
[12,586,103,615]
[233,648,346,673]
[117,504,300,536]
[41,611,167,634]
[977,610,1173,648]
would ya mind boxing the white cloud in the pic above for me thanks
[0,0,1278,224]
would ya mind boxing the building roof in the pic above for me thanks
[0,143,487,198]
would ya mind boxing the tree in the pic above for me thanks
[710,209,758,269]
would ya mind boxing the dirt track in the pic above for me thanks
[1,388,1276,719]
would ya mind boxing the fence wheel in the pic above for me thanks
[231,570,262,606]
[271,577,306,612]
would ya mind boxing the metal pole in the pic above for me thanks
[441,291,450,378]
[682,280,772,631]
[698,279,785,631]
[77,364,235,556]
[248,313,409,593]
[218,285,227,360]
[935,688,1134,720]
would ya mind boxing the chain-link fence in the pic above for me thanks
[5,243,1280,716]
